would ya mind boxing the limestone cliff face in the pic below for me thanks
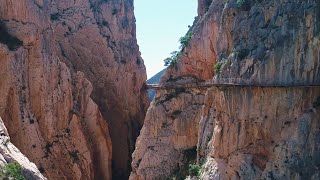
[0,0,148,179]
[199,87,320,179]
[131,0,320,179]
[0,1,113,179]
[0,117,46,180]
[50,0,149,178]
[130,88,205,179]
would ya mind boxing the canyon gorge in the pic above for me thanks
[0,0,319,180]
[131,0,320,179]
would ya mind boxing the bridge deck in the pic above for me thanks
[146,83,320,89]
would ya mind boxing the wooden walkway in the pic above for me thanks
[146,82,320,89]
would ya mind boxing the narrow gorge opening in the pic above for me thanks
[134,0,197,80]
[1,0,319,180]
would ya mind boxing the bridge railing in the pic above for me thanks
[146,77,320,89]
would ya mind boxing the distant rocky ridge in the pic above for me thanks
[146,69,166,100]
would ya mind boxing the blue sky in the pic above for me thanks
[134,0,198,78]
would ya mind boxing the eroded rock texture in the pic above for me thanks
[51,0,149,178]
[0,116,46,180]
[0,0,116,179]
[0,0,148,179]
[130,88,205,179]
[198,87,320,179]
[131,0,320,179]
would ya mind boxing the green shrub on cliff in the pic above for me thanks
[189,164,201,177]
[164,30,193,67]
[169,147,198,179]
[164,51,182,66]
[179,31,193,50]
[236,0,246,7]
[0,162,25,180]
[213,62,223,74]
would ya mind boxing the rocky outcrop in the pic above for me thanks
[130,88,205,179]
[209,0,320,85]
[50,0,149,178]
[0,1,112,179]
[198,87,320,179]
[131,0,320,179]
[0,116,46,180]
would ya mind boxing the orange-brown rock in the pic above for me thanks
[199,87,320,179]
[0,0,112,179]
[130,88,205,179]
[131,0,320,179]
[51,0,149,178]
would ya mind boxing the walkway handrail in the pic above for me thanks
[146,82,320,89]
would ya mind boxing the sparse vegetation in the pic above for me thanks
[69,150,80,162]
[164,51,182,67]
[169,147,199,180]
[214,62,223,74]
[179,31,193,50]
[189,164,201,177]
[0,162,25,180]
[236,0,251,10]
[236,0,246,7]
[164,30,193,67]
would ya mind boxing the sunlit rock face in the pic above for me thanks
[50,0,149,178]
[130,88,205,180]
[0,0,149,179]
[131,0,320,179]
[199,87,320,179]
[0,0,116,179]
[0,116,46,180]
